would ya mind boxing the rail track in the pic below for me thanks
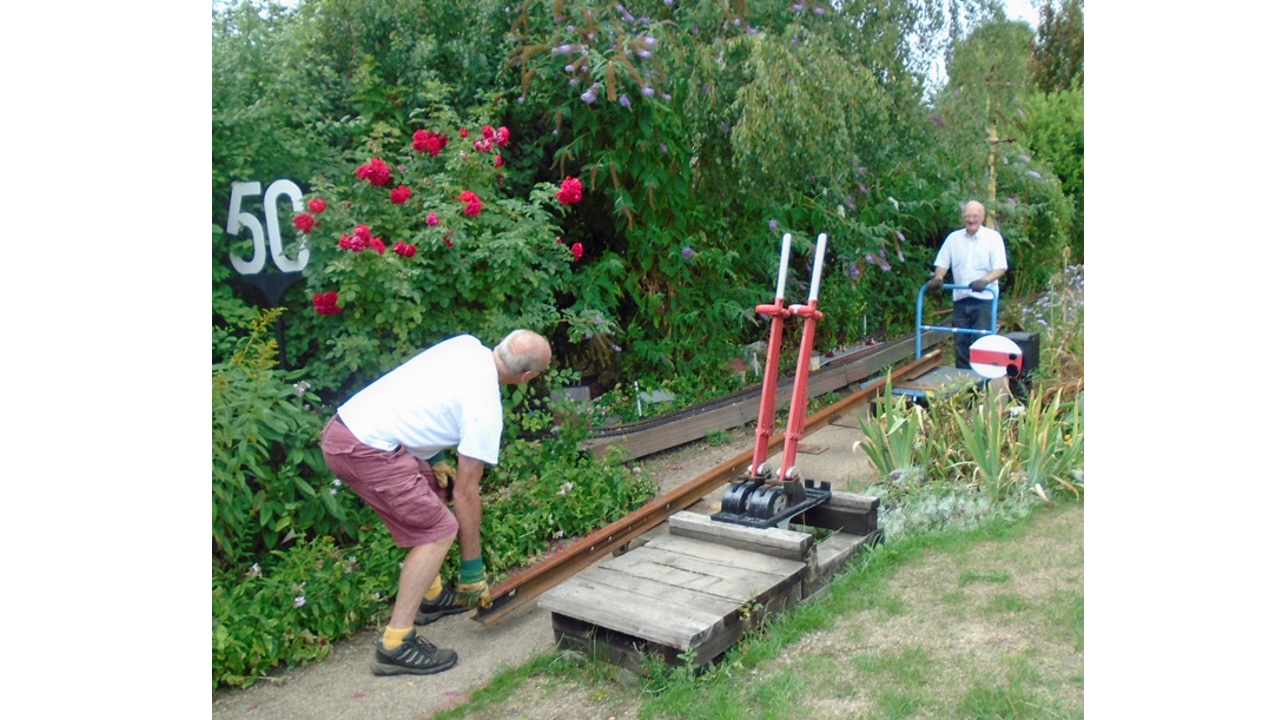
[473,329,951,624]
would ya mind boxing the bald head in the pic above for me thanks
[962,201,986,235]
[494,329,552,383]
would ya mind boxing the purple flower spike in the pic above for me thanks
[642,86,655,97]
[769,219,779,232]
[682,247,695,259]
[619,94,631,108]
[1028,170,1043,180]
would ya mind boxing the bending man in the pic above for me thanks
[320,329,552,676]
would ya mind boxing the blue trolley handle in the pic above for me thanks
[914,283,1000,359]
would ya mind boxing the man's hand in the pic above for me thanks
[926,277,944,291]
[457,558,492,609]
[456,578,491,609]
[969,278,988,292]
[431,461,456,489]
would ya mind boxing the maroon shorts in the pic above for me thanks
[320,415,458,548]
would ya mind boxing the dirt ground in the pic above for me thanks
[211,399,1083,719]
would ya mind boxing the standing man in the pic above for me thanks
[926,201,1008,369]
[320,329,552,676]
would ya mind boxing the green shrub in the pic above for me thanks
[212,529,400,690]
[291,110,601,397]
[212,307,363,567]
[481,374,659,574]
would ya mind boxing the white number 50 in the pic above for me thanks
[226,179,309,274]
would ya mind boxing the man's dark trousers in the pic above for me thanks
[953,297,993,369]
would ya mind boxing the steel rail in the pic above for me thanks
[472,349,942,624]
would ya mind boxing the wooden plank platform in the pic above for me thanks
[540,532,807,668]
[540,495,883,672]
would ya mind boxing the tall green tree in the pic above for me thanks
[931,16,1073,295]
[1029,0,1084,93]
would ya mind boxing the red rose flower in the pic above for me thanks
[556,176,584,205]
[307,198,326,214]
[369,237,386,254]
[482,125,496,141]
[571,242,584,261]
[413,129,448,156]
[412,129,430,153]
[312,291,342,315]
[473,138,493,153]
[425,211,439,227]
[393,241,417,258]
[494,154,504,168]
[293,213,314,234]
[353,224,372,242]
[496,126,511,147]
[390,185,412,205]
[356,157,391,186]
[458,191,483,217]
[338,233,366,252]
[459,127,469,138]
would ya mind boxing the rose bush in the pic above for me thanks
[291,116,604,395]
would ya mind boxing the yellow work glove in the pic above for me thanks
[457,558,492,609]
[431,461,457,489]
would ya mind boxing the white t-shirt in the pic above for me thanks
[934,225,1008,302]
[336,335,503,465]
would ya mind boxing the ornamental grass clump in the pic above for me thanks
[1010,389,1084,500]
[856,378,929,477]
[950,387,1018,500]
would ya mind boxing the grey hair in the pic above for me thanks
[495,329,550,374]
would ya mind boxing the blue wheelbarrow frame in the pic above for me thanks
[914,283,1000,360]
